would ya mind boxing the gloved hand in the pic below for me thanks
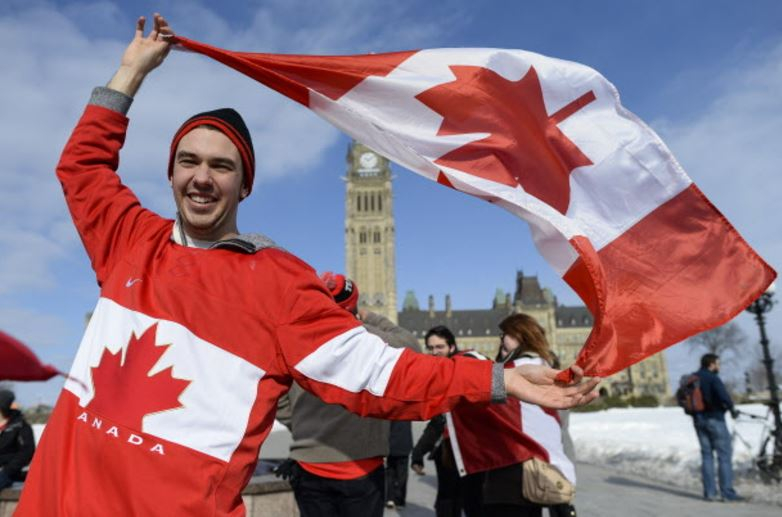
[730,408,740,419]
[273,459,297,481]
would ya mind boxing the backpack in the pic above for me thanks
[676,373,705,415]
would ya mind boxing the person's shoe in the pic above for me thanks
[703,495,720,502]
[723,495,746,502]
[385,501,396,509]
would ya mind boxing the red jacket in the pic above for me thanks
[17,102,493,516]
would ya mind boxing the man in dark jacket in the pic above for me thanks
[693,353,742,502]
[386,420,413,508]
[0,389,35,490]
[411,326,484,517]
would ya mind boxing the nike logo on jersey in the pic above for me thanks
[125,278,143,288]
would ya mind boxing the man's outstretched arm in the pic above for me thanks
[274,264,599,421]
[504,363,599,409]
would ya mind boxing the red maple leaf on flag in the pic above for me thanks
[87,324,190,430]
[416,65,596,214]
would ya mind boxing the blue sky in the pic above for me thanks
[2,0,780,405]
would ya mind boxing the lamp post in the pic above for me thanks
[745,282,781,472]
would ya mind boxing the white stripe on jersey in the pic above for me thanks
[294,326,404,396]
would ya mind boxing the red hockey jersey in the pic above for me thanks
[17,104,493,516]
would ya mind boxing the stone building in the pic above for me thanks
[344,142,669,398]
[344,141,398,323]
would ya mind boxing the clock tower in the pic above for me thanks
[344,141,398,323]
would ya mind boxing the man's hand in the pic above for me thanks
[503,363,600,409]
[108,13,174,97]
[273,459,297,481]
[411,463,425,476]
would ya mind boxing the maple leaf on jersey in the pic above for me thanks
[87,324,190,431]
[416,65,596,214]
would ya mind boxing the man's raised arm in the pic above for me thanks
[57,14,174,284]
[107,13,173,97]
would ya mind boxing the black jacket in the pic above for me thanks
[0,410,35,479]
[388,420,414,457]
[695,367,734,418]
[411,414,446,465]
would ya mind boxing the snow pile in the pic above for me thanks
[570,404,781,506]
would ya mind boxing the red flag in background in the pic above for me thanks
[172,36,777,377]
[0,330,60,381]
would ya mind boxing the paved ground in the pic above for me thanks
[384,460,781,517]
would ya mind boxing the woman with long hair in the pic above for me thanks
[495,313,556,366]
[483,314,577,517]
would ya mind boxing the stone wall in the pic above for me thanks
[0,476,299,517]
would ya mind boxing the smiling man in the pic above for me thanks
[168,109,252,244]
[16,14,598,516]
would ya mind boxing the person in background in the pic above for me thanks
[0,389,35,490]
[692,353,743,502]
[386,420,413,509]
[482,314,576,517]
[411,326,484,517]
[276,273,420,517]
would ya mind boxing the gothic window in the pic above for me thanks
[378,194,383,211]
[373,230,381,243]
[370,193,375,212]
[360,231,367,244]
[357,194,362,212]
[364,193,369,212]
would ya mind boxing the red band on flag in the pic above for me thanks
[172,36,414,106]
[563,184,776,377]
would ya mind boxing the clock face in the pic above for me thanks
[359,152,379,169]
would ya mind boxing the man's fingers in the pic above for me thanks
[135,16,145,38]
[569,377,600,395]
[148,12,161,40]
[156,13,173,35]
[557,377,600,408]
[569,364,584,384]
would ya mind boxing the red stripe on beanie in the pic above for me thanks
[169,116,256,195]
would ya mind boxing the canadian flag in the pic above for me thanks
[447,357,575,479]
[0,329,60,381]
[173,37,776,377]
